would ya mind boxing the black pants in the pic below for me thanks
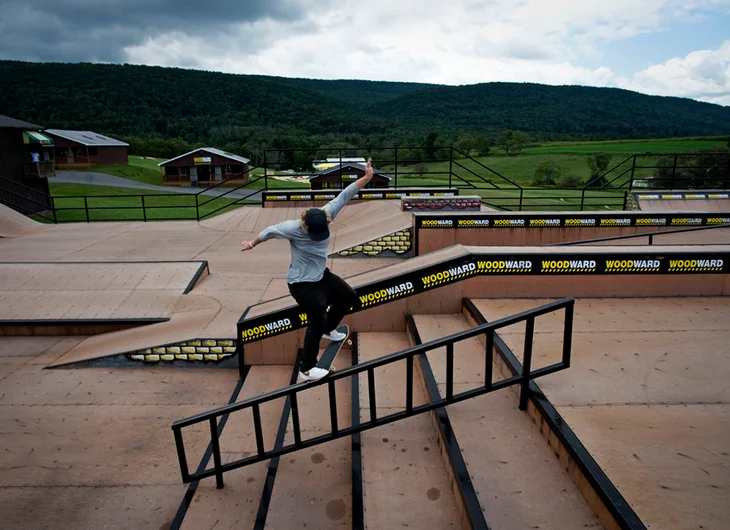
[288,269,358,372]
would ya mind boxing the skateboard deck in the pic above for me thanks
[316,325,350,373]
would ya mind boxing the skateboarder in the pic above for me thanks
[240,158,375,381]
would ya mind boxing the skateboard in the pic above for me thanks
[316,325,351,373]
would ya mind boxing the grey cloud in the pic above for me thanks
[0,0,315,62]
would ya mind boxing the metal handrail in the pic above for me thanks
[552,222,730,246]
[171,297,575,487]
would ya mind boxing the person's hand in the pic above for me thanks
[241,240,254,251]
[364,157,373,180]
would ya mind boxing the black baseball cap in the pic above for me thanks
[304,208,329,241]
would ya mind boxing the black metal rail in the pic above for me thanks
[552,222,730,246]
[172,297,575,487]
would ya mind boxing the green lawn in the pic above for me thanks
[65,155,166,185]
[522,137,727,155]
[48,183,255,222]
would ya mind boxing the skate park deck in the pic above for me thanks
[634,191,730,212]
[2,196,730,529]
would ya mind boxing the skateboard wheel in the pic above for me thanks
[347,339,352,345]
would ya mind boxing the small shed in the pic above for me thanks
[158,148,251,187]
[309,162,391,190]
[44,129,129,168]
[0,114,55,214]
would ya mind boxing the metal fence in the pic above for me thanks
[2,147,729,222]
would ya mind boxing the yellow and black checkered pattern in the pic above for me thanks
[127,339,236,363]
[338,230,412,257]
[668,265,723,272]
[541,266,597,273]
[605,265,660,272]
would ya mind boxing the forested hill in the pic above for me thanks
[372,82,730,138]
[1,60,729,150]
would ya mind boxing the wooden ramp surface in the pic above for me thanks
[0,203,47,238]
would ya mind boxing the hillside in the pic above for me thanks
[372,82,730,138]
[1,60,729,150]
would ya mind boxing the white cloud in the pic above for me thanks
[121,0,730,106]
[621,41,730,105]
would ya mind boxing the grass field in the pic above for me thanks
[521,137,727,155]
[48,183,253,222]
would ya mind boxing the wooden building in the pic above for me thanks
[158,147,250,187]
[0,114,54,214]
[44,129,129,168]
[309,161,391,190]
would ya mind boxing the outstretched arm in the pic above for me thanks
[323,158,374,220]
[354,157,374,190]
[241,220,297,251]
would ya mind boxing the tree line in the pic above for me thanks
[2,60,729,156]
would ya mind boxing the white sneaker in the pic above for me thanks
[322,329,347,341]
[298,366,330,382]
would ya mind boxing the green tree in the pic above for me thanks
[586,153,612,188]
[533,160,562,186]
[499,130,529,156]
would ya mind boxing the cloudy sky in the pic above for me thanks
[2,0,729,105]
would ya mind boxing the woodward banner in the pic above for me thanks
[634,192,730,200]
[238,250,730,344]
[262,188,459,202]
[415,212,730,229]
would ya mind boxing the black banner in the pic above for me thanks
[415,212,730,229]
[634,192,730,200]
[238,250,730,344]
[262,188,459,202]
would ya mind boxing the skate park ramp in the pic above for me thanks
[0,203,47,237]
[635,191,730,211]
[200,199,413,258]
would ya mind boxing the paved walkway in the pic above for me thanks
[55,171,264,202]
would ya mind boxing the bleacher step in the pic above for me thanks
[410,314,601,530]
[180,365,293,529]
[262,349,354,528]
[357,332,463,529]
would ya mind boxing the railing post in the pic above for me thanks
[394,147,398,189]
[368,367,377,423]
[291,392,302,447]
[485,330,494,389]
[51,197,57,224]
[263,150,268,190]
[446,343,454,401]
[580,188,586,211]
[562,301,574,368]
[519,189,524,211]
[671,154,678,190]
[84,196,89,223]
[142,195,147,222]
[173,427,191,483]
[406,354,413,414]
[519,317,535,410]
[209,417,224,489]
[449,148,453,188]
[630,155,636,188]
[195,193,200,221]
[328,380,339,434]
